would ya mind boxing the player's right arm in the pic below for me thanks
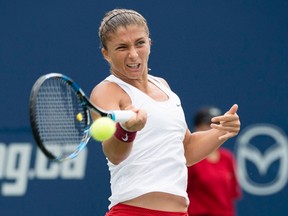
[90,80,146,164]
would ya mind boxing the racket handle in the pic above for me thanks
[109,110,135,123]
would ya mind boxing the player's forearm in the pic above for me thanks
[185,129,227,166]
[102,137,133,165]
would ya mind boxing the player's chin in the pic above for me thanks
[127,71,144,80]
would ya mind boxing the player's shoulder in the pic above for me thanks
[149,74,170,89]
[90,79,125,103]
[93,79,123,93]
[90,79,131,111]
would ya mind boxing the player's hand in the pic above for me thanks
[121,106,147,132]
[210,104,240,141]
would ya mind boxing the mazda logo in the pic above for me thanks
[235,124,288,195]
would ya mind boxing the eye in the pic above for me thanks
[115,45,127,51]
[136,40,145,47]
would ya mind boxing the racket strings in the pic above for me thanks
[34,78,88,147]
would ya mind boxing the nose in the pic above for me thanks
[128,47,138,58]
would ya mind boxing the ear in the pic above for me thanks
[101,48,111,63]
[148,38,152,54]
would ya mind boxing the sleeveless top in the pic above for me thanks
[105,74,189,209]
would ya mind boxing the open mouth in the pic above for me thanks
[127,63,140,69]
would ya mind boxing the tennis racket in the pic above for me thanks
[29,73,134,162]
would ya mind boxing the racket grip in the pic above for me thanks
[109,110,135,123]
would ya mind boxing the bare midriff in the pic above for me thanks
[122,192,187,212]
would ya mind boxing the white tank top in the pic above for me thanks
[105,74,189,209]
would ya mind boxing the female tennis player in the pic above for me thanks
[90,8,241,216]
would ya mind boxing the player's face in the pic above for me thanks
[102,25,151,80]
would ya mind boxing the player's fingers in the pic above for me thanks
[123,105,137,113]
[210,123,240,133]
[137,109,147,124]
[219,119,241,127]
[210,104,240,141]
[212,114,239,123]
[122,109,147,132]
[122,106,144,121]
[226,104,238,115]
[212,104,239,123]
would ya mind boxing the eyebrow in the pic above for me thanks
[114,37,146,47]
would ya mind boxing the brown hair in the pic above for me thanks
[99,9,149,50]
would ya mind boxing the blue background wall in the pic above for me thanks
[1,0,287,215]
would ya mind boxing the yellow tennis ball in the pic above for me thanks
[89,117,116,141]
[76,113,83,121]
